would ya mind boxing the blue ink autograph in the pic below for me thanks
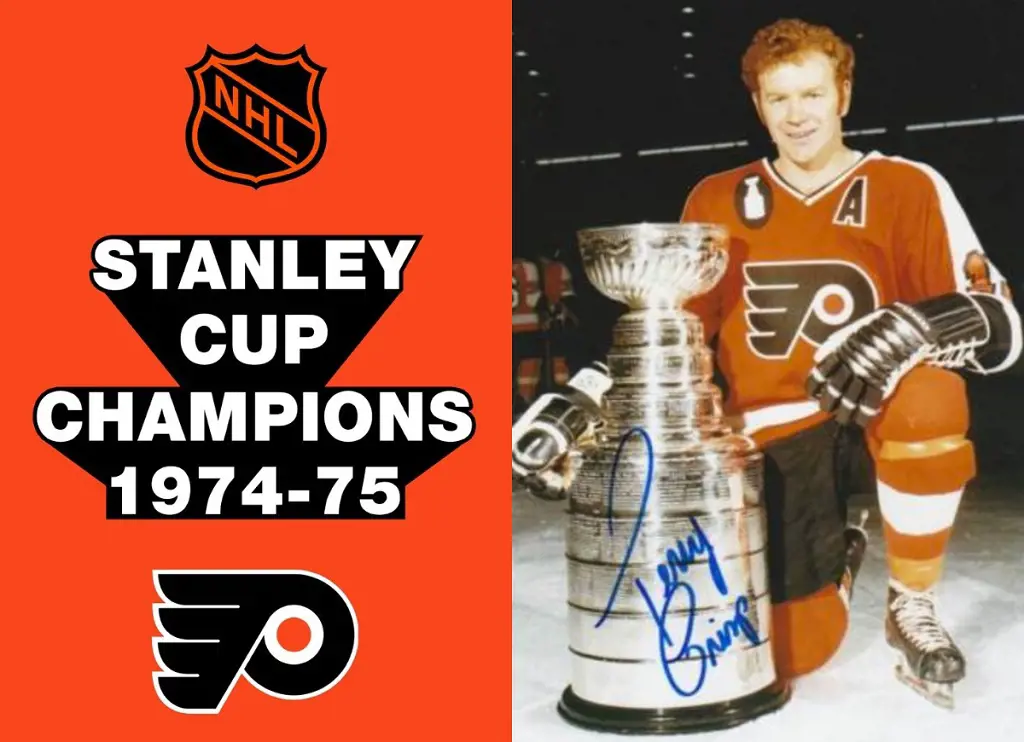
[594,426,760,697]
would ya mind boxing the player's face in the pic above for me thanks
[754,51,850,168]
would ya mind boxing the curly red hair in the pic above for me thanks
[741,18,855,95]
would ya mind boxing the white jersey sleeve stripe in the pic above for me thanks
[888,155,995,292]
[889,155,1021,372]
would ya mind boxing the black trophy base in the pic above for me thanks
[556,680,792,735]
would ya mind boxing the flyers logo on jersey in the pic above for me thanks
[743,260,879,359]
[186,45,327,188]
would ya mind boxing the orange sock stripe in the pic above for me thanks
[879,435,969,460]
[874,442,976,494]
[881,523,953,560]
[887,554,945,591]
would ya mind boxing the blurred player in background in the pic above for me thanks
[513,254,577,417]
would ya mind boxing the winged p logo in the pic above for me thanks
[153,570,358,714]
[743,260,879,359]
[185,45,327,188]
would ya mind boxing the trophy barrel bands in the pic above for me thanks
[610,309,707,350]
[566,509,767,566]
[608,310,714,385]
[563,641,783,712]
[606,347,715,387]
[559,223,790,733]
[569,438,764,517]
[566,556,769,615]
[599,423,735,450]
[601,382,725,432]
[567,590,772,661]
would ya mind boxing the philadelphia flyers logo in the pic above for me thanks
[743,260,879,359]
[153,570,358,714]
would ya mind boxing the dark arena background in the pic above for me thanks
[512,2,1024,740]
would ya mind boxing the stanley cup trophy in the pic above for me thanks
[512,222,791,734]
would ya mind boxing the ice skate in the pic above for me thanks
[885,579,965,710]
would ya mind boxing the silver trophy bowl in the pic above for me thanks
[557,222,790,734]
[578,222,729,310]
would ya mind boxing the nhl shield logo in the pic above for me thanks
[186,45,327,188]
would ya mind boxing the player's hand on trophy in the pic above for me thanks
[511,362,612,499]
[512,399,600,499]
[516,449,582,501]
[806,303,936,427]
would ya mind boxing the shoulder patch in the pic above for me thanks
[733,172,773,229]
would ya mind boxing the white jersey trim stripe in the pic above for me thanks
[760,150,882,206]
[736,400,820,436]
[886,154,1022,372]
[885,155,994,292]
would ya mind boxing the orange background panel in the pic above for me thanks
[0,0,510,738]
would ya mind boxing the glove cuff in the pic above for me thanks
[895,293,991,370]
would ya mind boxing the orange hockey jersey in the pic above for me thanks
[680,149,1015,443]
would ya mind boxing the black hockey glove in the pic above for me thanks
[807,292,1013,427]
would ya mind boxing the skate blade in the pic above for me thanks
[894,659,955,710]
[838,568,854,610]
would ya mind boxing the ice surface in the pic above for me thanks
[512,474,1024,741]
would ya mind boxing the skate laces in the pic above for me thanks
[891,589,953,653]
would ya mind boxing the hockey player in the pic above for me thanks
[512,17,1021,711]
[676,18,1022,707]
